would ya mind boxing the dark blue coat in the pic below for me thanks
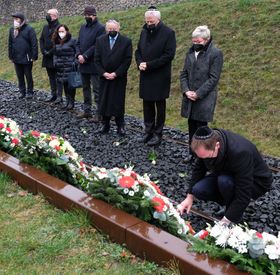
[76,19,105,74]
[188,129,273,223]
[95,33,132,116]
[8,24,38,64]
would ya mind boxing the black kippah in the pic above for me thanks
[193,126,214,140]
[148,5,157,10]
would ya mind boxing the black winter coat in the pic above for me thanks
[39,20,60,68]
[188,129,273,223]
[53,34,77,83]
[95,33,132,117]
[135,22,176,101]
[76,19,105,74]
[180,39,223,122]
[8,24,38,64]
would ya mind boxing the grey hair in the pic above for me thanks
[106,19,120,28]
[47,9,59,17]
[145,10,161,20]
[192,25,211,39]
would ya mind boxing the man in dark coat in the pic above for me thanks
[39,9,60,102]
[76,5,105,120]
[8,12,38,99]
[178,126,273,225]
[180,25,223,161]
[95,20,132,136]
[135,8,176,146]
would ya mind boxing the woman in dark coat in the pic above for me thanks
[95,20,132,136]
[180,25,223,160]
[135,8,176,146]
[52,24,77,110]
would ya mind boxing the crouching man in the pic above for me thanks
[178,126,273,225]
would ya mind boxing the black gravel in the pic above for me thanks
[0,80,279,234]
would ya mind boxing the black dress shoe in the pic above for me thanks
[140,133,153,143]
[147,134,162,146]
[26,93,34,99]
[91,114,103,123]
[66,102,74,111]
[99,124,110,134]
[77,112,92,119]
[45,96,57,102]
[53,98,63,105]
[213,208,226,219]
[117,127,126,136]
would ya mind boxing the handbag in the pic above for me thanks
[68,63,82,89]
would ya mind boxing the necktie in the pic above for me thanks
[110,37,115,50]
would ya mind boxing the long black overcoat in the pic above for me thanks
[180,39,223,122]
[188,129,273,223]
[135,22,176,101]
[76,19,105,74]
[53,34,77,83]
[39,20,60,68]
[95,33,132,117]
[8,24,38,64]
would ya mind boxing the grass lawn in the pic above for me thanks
[0,172,179,274]
[0,0,279,156]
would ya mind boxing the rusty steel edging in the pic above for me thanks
[0,150,247,275]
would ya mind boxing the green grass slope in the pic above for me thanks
[0,0,279,156]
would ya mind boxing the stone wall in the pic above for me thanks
[0,0,180,23]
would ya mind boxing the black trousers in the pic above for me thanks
[188,118,208,154]
[81,73,100,114]
[14,63,33,95]
[143,100,166,136]
[103,115,124,128]
[46,67,57,96]
[57,81,76,103]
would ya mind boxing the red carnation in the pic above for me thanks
[31,130,40,137]
[150,181,163,195]
[119,176,135,188]
[11,138,20,145]
[55,145,61,151]
[256,232,263,239]
[0,123,4,129]
[6,127,12,133]
[152,197,165,213]
[130,171,138,180]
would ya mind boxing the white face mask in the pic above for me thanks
[14,20,21,28]
[58,32,66,39]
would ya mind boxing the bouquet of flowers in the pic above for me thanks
[191,222,280,274]
[0,116,22,152]
[85,166,191,239]
[17,130,88,186]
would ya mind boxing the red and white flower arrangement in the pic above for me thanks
[0,116,22,150]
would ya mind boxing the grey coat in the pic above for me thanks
[180,39,223,122]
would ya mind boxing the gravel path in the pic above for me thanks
[1,80,279,234]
